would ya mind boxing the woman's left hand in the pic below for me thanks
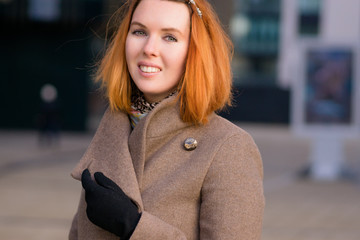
[81,169,141,239]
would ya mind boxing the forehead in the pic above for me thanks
[131,0,190,29]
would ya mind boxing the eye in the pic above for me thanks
[164,35,178,42]
[132,30,147,36]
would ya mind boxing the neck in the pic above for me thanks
[143,87,179,103]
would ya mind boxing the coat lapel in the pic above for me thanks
[72,95,190,208]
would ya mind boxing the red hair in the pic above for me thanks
[96,0,233,124]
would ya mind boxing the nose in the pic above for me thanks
[143,35,159,57]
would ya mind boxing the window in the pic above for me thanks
[298,0,322,36]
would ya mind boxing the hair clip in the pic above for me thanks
[188,0,202,18]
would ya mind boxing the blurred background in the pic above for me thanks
[0,0,359,239]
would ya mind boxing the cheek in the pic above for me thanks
[170,45,188,71]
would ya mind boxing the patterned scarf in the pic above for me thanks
[129,91,177,128]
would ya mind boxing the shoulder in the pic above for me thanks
[201,114,263,178]
[202,114,256,145]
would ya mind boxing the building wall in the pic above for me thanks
[322,0,360,43]
[278,0,360,88]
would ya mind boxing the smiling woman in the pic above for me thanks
[125,0,190,103]
[96,0,235,124]
[69,0,265,239]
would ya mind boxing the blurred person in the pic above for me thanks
[69,0,264,239]
[37,84,61,146]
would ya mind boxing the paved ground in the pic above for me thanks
[0,125,359,240]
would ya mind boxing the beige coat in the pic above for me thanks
[69,95,265,240]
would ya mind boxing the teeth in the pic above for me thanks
[140,65,160,73]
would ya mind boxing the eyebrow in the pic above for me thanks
[130,21,184,36]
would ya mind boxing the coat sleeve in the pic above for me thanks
[199,133,265,240]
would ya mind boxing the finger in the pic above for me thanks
[94,172,122,193]
[81,169,95,191]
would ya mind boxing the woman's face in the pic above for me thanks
[125,0,190,103]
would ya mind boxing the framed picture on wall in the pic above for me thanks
[292,42,360,137]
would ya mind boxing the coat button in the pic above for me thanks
[184,137,198,151]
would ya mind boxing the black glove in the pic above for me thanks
[81,169,141,239]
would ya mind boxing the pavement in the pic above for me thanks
[0,124,359,240]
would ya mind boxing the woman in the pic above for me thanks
[69,0,265,239]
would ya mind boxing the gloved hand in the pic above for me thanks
[81,169,141,239]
